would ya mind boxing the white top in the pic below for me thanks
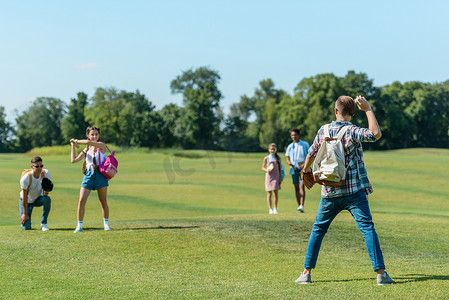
[84,146,106,173]
[20,169,51,203]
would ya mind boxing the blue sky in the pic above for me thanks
[1,0,449,122]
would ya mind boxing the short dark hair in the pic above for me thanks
[336,96,356,117]
[31,157,42,164]
[290,128,300,135]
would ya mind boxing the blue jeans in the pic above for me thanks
[304,189,385,271]
[19,196,51,230]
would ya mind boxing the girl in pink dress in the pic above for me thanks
[262,143,283,214]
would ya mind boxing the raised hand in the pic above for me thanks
[355,95,372,112]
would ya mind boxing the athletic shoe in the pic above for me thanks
[41,224,49,231]
[269,209,274,214]
[377,272,395,285]
[297,205,305,213]
[273,208,278,214]
[295,272,312,284]
[74,226,83,233]
[104,223,111,231]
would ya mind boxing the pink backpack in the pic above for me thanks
[97,147,118,180]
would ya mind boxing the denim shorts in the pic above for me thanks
[291,169,302,185]
[81,169,109,190]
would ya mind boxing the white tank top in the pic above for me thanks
[84,146,106,172]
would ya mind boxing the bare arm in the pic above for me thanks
[355,96,382,139]
[302,154,315,173]
[73,139,107,152]
[70,140,85,163]
[20,189,29,225]
[286,155,303,170]
[262,157,268,172]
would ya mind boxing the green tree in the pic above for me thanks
[231,79,286,149]
[61,92,89,141]
[341,71,381,131]
[378,81,449,148]
[292,73,344,143]
[0,106,14,152]
[130,110,163,147]
[118,90,156,146]
[85,88,155,146]
[170,67,222,149]
[85,87,123,144]
[222,104,260,152]
[274,94,303,148]
[285,71,380,147]
[410,82,449,147]
[15,97,66,151]
[159,103,183,148]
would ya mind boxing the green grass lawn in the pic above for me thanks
[1,148,448,299]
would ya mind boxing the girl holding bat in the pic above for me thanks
[70,126,111,233]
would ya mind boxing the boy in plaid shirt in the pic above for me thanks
[295,95,395,285]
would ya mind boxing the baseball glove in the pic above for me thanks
[300,171,315,190]
[42,178,54,192]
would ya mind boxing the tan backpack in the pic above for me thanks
[21,169,45,190]
[312,125,350,187]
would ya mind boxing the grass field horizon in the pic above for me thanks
[1,147,448,299]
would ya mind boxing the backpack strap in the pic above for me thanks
[324,124,349,141]
[97,148,104,165]
[335,125,363,179]
[336,125,363,180]
[323,124,331,138]
[27,170,45,190]
[27,172,32,189]
[336,125,351,140]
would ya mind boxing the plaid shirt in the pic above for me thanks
[308,120,379,198]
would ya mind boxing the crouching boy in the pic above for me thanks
[19,156,52,231]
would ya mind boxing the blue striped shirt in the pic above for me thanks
[308,120,379,198]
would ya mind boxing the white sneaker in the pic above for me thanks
[297,205,305,213]
[41,224,49,231]
[269,209,274,214]
[273,208,278,214]
[104,223,111,231]
[295,272,312,284]
[74,226,83,233]
[377,272,395,285]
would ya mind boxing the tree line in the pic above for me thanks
[1,67,448,153]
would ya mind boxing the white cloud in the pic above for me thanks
[73,62,99,70]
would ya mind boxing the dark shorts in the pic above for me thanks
[291,169,302,185]
[81,169,109,190]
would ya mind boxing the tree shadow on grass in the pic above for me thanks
[121,225,200,230]
[316,277,372,283]
[51,225,200,231]
[315,274,449,284]
[394,274,449,283]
